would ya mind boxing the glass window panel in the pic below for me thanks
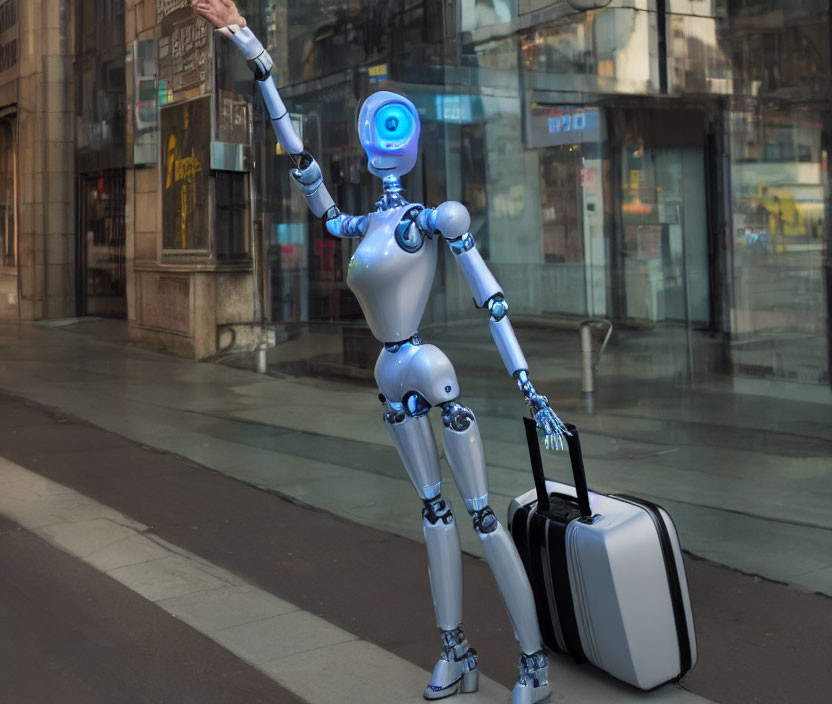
[0,116,14,268]
[729,106,828,384]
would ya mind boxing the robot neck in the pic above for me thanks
[375,174,409,211]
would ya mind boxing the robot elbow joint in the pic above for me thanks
[290,152,324,196]
[486,294,508,321]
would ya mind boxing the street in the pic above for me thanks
[0,321,830,703]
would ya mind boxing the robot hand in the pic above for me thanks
[514,371,571,452]
[192,0,246,34]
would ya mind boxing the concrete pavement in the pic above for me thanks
[0,319,830,597]
[0,393,724,704]
[0,319,831,702]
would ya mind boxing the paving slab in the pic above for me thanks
[1,320,831,599]
[0,451,516,703]
[159,584,299,633]
[1,392,829,703]
[0,515,305,704]
[259,640,510,704]
[215,610,358,665]
[107,554,231,602]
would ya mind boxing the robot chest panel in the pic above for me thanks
[346,205,438,342]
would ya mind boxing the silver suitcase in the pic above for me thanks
[508,418,697,690]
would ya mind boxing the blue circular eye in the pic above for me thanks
[375,104,413,143]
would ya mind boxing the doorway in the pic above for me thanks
[610,108,711,327]
[78,170,126,318]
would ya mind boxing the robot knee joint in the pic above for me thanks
[440,401,474,431]
[470,506,498,534]
[423,497,454,526]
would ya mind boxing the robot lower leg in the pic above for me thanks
[443,401,552,703]
[422,496,479,699]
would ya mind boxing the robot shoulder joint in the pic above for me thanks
[433,201,471,240]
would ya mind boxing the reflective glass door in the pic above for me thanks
[614,110,710,327]
[79,170,126,318]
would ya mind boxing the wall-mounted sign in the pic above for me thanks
[368,63,387,83]
[158,7,212,105]
[161,96,210,252]
[526,99,602,149]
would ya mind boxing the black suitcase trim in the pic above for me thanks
[613,495,693,679]
[540,511,587,661]
[514,418,590,662]
[510,503,587,662]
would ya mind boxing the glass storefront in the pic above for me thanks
[0,114,15,269]
[75,0,128,318]
[232,0,829,390]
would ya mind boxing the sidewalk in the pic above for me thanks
[0,392,715,704]
[0,319,830,702]
[2,319,831,597]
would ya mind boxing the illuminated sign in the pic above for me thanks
[526,99,602,149]
[369,64,388,83]
[435,94,473,124]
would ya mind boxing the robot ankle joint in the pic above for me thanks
[440,627,465,650]
[518,650,548,685]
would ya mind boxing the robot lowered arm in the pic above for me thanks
[191,1,366,238]
[418,202,570,451]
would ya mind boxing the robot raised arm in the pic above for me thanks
[192,1,363,237]
[420,200,569,450]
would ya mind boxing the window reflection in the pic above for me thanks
[239,0,829,387]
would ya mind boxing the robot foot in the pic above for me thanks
[512,650,552,704]
[424,628,479,700]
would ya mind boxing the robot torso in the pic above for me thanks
[346,202,437,343]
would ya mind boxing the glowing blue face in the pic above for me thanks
[374,104,415,149]
[358,91,421,178]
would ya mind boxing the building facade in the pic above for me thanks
[0,0,75,321]
[2,1,830,390]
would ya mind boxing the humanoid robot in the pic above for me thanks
[192,3,570,702]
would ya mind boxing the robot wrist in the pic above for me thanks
[227,25,263,59]
[223,25,273,80]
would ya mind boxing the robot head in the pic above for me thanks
[357,91,421,178]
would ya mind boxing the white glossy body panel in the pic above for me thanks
[455,246,501,307]
[490,316,529,374]
[424,512,463,631]
[443,419,488,511]
[386,414,442,499]
[375,343,459,406]
[348,204,438,342]
[257,77,304,155]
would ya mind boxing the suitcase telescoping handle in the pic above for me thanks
[523,417,592,520]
